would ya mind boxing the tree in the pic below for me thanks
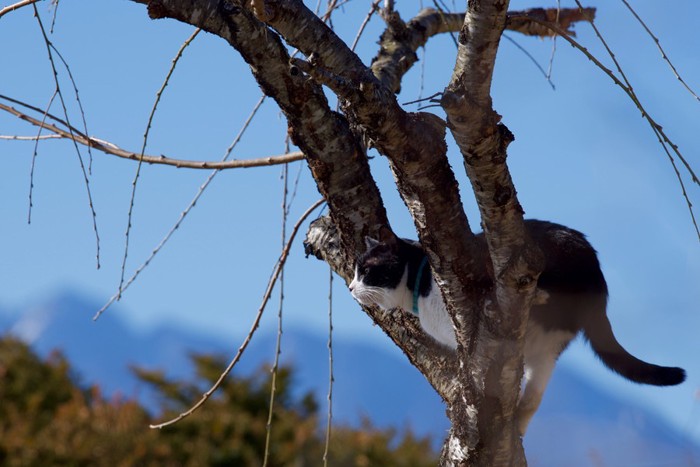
[0,335,438,465]
[1,0,697,465]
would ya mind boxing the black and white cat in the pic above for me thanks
[349,219,685,435]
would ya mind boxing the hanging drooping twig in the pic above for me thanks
[33,4,101,268]
[149,198,325,429]
[620,0,700,102]
[28,90,57,225]
[501,33,555,90]
[262,162,290,467]
[47,43,94,173]
[521,13,700,241]
[546,0,561,83]
[322,265,334,467]
[349,0,381,52]
[118,28,201,300]
[0,96,302,170]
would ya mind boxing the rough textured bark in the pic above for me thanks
[133,0,592,464]
[439,1,545,464]
[372,7,595,94]
[138,0,460,399]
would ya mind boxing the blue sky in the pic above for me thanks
[2,0,699,442]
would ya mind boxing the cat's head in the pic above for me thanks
[348,236,407,310]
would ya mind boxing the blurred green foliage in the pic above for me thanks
[0,335,437,466]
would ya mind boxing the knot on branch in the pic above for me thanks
[303,216,339,261]
[380,8,407,38]
[147,0,167,19]
[220,0,242,15]
[247,0,273,22]
[492,184,512,207]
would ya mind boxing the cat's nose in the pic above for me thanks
[348,280,355,292]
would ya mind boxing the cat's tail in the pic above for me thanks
[583,300,686,386]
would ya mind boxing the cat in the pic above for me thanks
[348,219,686,435]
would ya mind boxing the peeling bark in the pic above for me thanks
[440,1,545,464]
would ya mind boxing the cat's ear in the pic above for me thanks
[377,226,398,246]
[364,227,398,251]
[364,236,381,250]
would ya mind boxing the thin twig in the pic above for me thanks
[33,4,100,268]
[263,163,289,467]
[319,0,351,22]
[545,0,560,83]
[285,159,304,213]
[149,198,325,429]
[430,0,458,48]
[48,43,94,173]
[118,28,201,300]
[0,134,63,140]
[522,13,700,241]
[349,0,381,52]
[325,0,336,29]
[502,33,555,90]
[418,46,426,102]
[573,0,699,240]
[0,97,302,170]
[0,0,40,18]
[93,95,268,320]
[49,0,59,33]
[403,91,442,106]
[322,266,334,466]
[620,0,700,102]
[28,89,57,224]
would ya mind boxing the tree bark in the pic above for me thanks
[133,0,591,464]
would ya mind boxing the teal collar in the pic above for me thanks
[412,256,429,315]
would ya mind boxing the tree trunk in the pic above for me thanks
[133,0,587,464]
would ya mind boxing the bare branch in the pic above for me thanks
[349,0,381,52]
[0,98,304,169]
[262,164,290,467]
[142,0,390,254]
[620,0,700,102]
[260,0,486,402]
[372,7,595,93]
[0,0,40,18]
[502,33,555,90]
[0,134,63,141]
[506,6,594,37]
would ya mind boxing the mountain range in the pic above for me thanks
[1,290,698,466]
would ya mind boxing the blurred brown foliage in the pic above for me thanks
[0,335,437,466]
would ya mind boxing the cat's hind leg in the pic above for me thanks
[516,353,557,436]
[516,325,575,436]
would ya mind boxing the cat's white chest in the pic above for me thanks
[416,290,458,349]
